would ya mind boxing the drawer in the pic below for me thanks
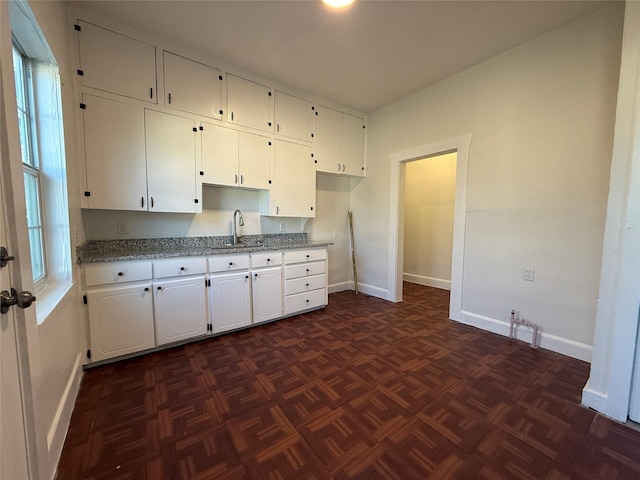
[285,261,325,280]
[285,288,326,315]
[284,248,327,264]
[285,274,326,296]
[251,252,282,268]
[208,254,250,273]
[153,257,207,279]
[84,261,152,287]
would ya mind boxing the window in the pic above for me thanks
[12,44,47,287]
[10,0,72,324]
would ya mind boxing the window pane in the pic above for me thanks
[28,227,45,282]
[12,48,25,108]
[17,109,31,165]
[23,171,46,282]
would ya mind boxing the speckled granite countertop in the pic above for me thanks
[77,233,333,264]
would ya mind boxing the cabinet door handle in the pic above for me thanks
[276,123,280,133]
[276,206,279,215]
[168,92,172,104]
[150,196,154,208]
[230,111,234,122]
[149,87,153,99]
[235,174,238,185]
[342,164,346,172]
[240,174,243,185]
[156,286,162,291]
[144,287,149,292]
[141,196,144,208]
[245,275,249,279]
[337,163,341,171]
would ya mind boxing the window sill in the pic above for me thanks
[35,281,74,325]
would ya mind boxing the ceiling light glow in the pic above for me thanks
[322,0,356,10]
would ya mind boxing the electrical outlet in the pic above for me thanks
[523,268,535,281]
[333,229,338,239]
[279,222,286,232]
[117,221,128,235]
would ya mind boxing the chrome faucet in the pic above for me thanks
[233,209,244,245]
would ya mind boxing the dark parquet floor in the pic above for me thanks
[57,283,640,479]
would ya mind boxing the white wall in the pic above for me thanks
[403,152,456,289]
[352,5,624,360]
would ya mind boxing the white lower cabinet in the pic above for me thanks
[252,266,283,324]
[284,248,328,315]
[86,283,155,363]
[84,248,327,363]
[209,271,252,333]
[154,276,207,345]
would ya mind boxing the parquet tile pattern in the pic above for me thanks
[57,283,640,479]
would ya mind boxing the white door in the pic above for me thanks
[313,105,342,174]
[154,276,207,345]
[1,3,31,470]
[238,131,271,190]
[272,140,315,217]
[200,122,238,187]
[145,109,198,213]
[209,271,251,333]
[252,267,282,324]
[341,113,365,177]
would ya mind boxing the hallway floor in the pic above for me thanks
[56,283,640,479]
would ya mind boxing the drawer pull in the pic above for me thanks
[180,267,185,271]
[245,275,249,279]
[266,258,270,262]
[156,286,162,291]
[144,287,149,292]
[306,283,310,287]
[229,262,233,266]
[306,299,310,303]
[306,269,310,272]
[254,273,258,278]
[117,272,124,276]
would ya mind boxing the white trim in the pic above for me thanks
[356,282,389,300]
[459,310,592,362]
[388,134,472,321]
[403,274,450,290]
[328,281,353,293]
[46,354,83,469]
[582,379,609,414]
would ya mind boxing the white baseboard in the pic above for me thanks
[403,273,451,290]
[356,282,389,300]
[328,281,353,293]
[459,310,592,362]
[47,353,83,480]
[581,379,610,414]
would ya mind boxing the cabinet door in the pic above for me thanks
[227,74,272,132]
[87,283,154,362]
[145,110,198,213]
[154,276,207,345]
[201,122,238,187]
[270,140,315,217]
[341,113,366,177]
[238,132,271,190]
[252,267,282,324]
[313,106,343,174]
[163,51,222,119]
[209,271,252,333]
[77,20,156,103]
[82,95,148,211]
[274,91,313,142]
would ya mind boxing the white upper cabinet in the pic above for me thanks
[82,94,148,210]
[274,91,314,142]
[163,51,222,120]
[313,105,342,174]
[145,109,199,213]
[201,123,271,190]
[263,140,315,217]
[238,132,272,190]
[313,106,365,177]
[227,74,272,132]
[201,122,238,187]
[76,20,156,103]
[341,113,366,176]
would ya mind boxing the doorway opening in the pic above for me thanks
[388,134,471,321]
[403,152,457,291]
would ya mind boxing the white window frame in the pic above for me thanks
[12,41,48,291]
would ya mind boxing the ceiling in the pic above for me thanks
[71,0,616,113]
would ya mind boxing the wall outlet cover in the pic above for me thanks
[523,268,535,281]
